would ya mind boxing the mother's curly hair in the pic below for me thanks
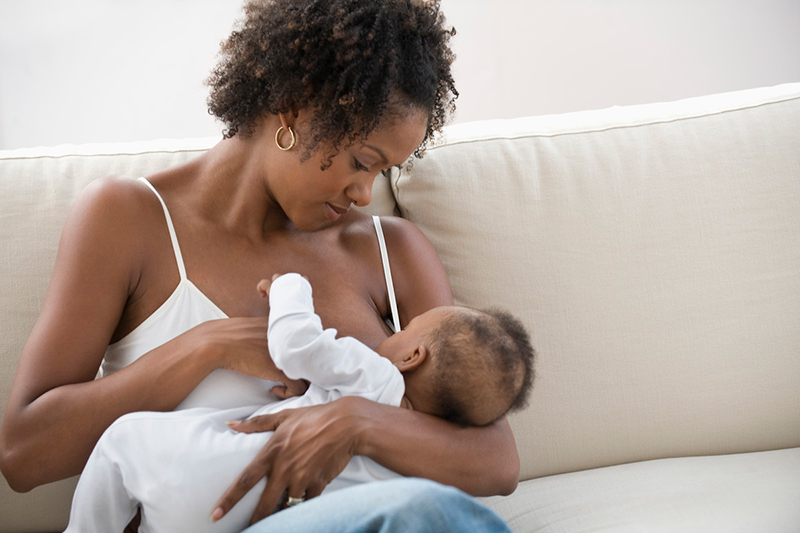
[206,0,458,163]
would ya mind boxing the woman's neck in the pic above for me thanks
[191,135,291,240]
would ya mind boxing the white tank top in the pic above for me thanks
[100,177,400,410]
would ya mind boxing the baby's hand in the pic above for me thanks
[256,273,284,298]
[271,379,310,400]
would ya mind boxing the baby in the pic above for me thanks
[65,273,535,533]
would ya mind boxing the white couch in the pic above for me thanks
[2,83,799,532]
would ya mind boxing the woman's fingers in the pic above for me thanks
[214,410,297,521]
[248,474,291,523]
[250,481,305,524]
[249,470,326,522]
[303,482,325,501]
[226,410,295,434]
[213,434,306,522]
[217,400,363,523]
[198,317,276,380]
[211,441,277,522]
[245,400,358,522]
[283,485,307,509]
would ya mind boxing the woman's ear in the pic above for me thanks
[395,345,428,372]
[277,103,301,127]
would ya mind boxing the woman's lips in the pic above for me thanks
[325,202,349,222]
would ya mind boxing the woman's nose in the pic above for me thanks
[346,176,373,207]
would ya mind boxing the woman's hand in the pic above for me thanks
[193,317,307,396]
[211,397,366,524]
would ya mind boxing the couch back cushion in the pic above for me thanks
[393,83,800,481]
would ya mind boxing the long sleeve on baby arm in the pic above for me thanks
[267,274,402,401]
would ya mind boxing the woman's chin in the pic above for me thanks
[287,206,350,232]
[291,217,335,232]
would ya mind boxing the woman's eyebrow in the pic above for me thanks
[363,145,389,164]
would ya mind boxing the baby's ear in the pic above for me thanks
[395,345,428,372]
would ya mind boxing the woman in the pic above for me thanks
[0,0,519,530]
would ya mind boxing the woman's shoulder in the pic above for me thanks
[372,215,430,248]
[338,212,424,247]
[333,212,428,269]
[361,214,440,268]
[63,176,171,264]
[77,174,171,223]
[75,176,160,220]
[339,212,453,322]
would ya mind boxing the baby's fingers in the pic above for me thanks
[256,279,271,298]
[271,379,309,400]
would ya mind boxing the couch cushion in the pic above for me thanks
[480,447,800,533]
[394,83,800,480]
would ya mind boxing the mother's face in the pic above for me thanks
[269,108,429,231]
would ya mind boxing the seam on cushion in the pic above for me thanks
[0,147,210,161]
[425,93,800,151]
[390,169,406,218]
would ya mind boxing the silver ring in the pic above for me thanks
[286,496,305,507]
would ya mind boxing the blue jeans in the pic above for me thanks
[242,478,511,533]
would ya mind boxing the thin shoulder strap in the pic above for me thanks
[373,215,401,333]
[138,177,188,280]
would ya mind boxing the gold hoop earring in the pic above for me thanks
[275,126,296,151]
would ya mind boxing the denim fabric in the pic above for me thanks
[243,478,510,533]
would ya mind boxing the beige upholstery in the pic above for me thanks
[481,447,800,532]
[1,83,799,531]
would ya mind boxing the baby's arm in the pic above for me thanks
[265,274,402,400]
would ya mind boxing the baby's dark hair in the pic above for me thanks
[427,308,536,427]
[206,0,458,166]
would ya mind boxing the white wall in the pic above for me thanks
[1,0,799,150]
[0,0,240,150]
[445,0,800,121]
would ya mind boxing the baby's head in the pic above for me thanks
[377,306,536,427]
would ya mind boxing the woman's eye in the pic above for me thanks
[354,159,369,172]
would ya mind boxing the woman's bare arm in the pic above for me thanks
[0,178,288,491]
[357,400,519,495]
